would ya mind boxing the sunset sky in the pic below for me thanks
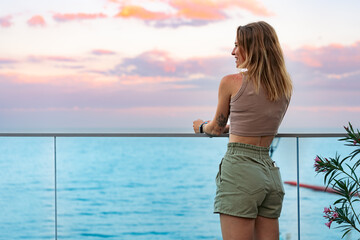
[1,0,359,132]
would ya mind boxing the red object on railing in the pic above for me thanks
[284,181,339,194]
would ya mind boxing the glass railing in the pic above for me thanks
[0,133,353,240]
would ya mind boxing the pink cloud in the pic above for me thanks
[0,72,54,84]
[170,0,226,20]
[111,49,233,80]
[286,45,323,67]
[120,75,181,85]
[170,0,273,20]
[114,0,273,27]
[0,16,12,28]
[115,5,169,20]
[286,41,360,74]
[91,49,116,55]
[53,13,107,22]
[140,50,177,73]
[231,0,273,17]
[0,71,205,116]
[28,55,77,63]
[0,67,196,98]
[0,58,17,64]
[0,72,117,87]
[46,56,77,62]
[326,70,360,80]
[27,15,46,27]
[0,69,184,88]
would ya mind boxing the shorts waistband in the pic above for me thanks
[226,142,270,158]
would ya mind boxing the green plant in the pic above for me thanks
[314,122,360,238]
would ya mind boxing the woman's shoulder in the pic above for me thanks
[220,73,244,96]
[222,73,242,80]
[221,73,243,86]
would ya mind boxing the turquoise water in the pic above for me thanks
[0,136,357,239]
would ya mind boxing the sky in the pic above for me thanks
[0,0,359,132]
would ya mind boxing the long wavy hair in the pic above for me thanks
[237,21,292,101]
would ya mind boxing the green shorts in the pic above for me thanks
[214,142,285,219]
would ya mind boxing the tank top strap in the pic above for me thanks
[230,75,248,103]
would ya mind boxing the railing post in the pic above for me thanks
[296,137,300,240]
[54,136,58,240]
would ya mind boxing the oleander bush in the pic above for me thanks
[314,122,360,238]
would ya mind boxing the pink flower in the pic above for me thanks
[314,157,322,171]
[324,207,331,213]
[325,220,332,228]
[315,159,327,172]
[332,212,339,218]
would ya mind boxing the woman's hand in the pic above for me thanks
[193,119,211,133]
[193,119,203,133]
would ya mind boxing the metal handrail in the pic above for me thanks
[0,133,347,137]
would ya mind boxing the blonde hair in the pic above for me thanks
[237,21,292,101]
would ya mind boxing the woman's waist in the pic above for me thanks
[229,134,274,148]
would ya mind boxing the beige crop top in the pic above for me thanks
[229,76,290,136]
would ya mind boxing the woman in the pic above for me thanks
[193,21,292,240]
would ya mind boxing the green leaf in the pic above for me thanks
[350,149,360,160]
[334,198,347,205]
[341,229,352,238]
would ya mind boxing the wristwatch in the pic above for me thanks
[199,121,208,133]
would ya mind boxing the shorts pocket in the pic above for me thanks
[221,159,265,195]
[215,158,224,184]
[270,167,285,196]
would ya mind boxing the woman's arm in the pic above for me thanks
[193,75,233,136]
[223,124,230,133]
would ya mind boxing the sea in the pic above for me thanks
[0,134,359,240]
